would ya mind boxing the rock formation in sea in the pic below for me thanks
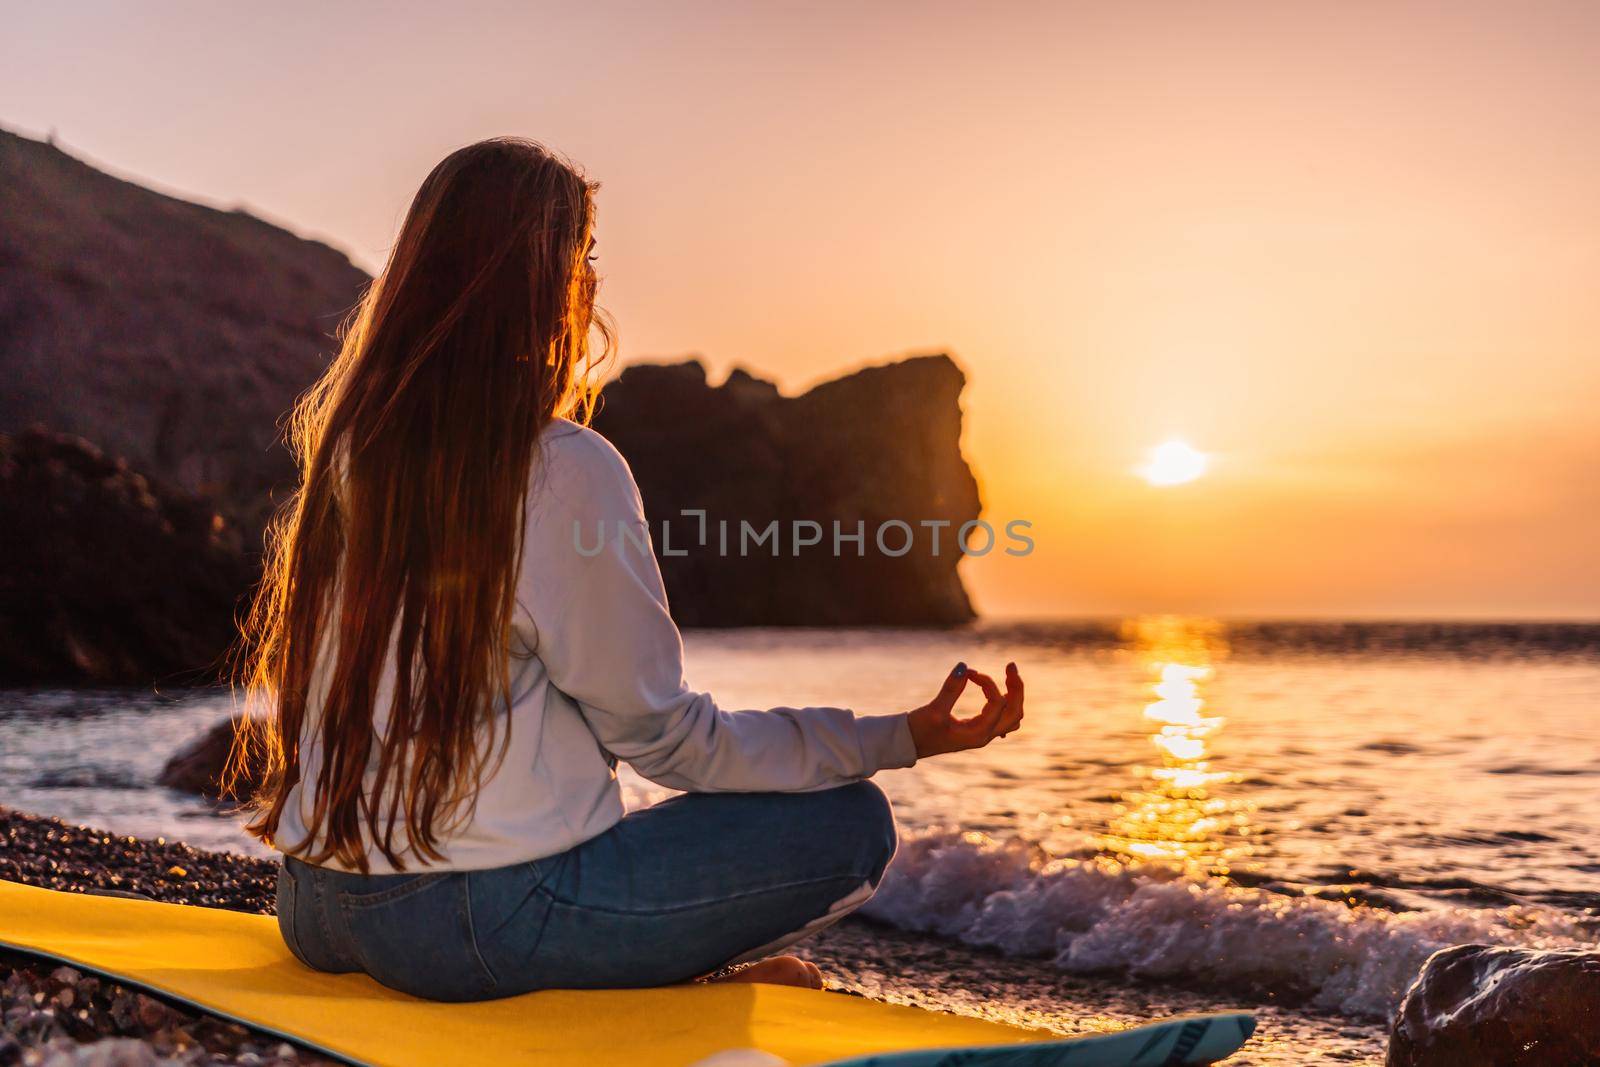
[1387,943,1600,1065]
[0,129,982,685]
[157,715,262,799]
[592,357,980,626]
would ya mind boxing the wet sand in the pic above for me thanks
[0,807,1385,1064]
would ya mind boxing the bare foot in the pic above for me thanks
[709,955,824,989]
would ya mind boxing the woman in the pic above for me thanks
[234,137,1025,1001]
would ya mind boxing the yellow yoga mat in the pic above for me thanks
[0,879,1053,1067]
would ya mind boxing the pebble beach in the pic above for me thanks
[0,806,1386,1065]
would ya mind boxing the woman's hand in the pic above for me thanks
[907,662,1025,759]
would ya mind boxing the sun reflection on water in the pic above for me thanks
[1097,617,1258,875]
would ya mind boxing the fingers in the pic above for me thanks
[998,662,1025,736]
[925,660,1025,755]
[957,668,1006,739]
[928,662,970,715]
[966,669,1004,710]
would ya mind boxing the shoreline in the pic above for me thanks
[0,806,1388,1065]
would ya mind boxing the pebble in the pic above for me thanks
[0,807,316,1064]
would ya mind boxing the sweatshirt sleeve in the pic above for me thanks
[517,424,918,792]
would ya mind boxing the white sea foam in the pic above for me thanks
[862,827,1591,1021]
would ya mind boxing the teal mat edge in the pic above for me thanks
[817,1012,1258,1067]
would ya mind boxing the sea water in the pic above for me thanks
[3,618,1598,1027]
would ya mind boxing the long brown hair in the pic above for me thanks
[231,138,611,871]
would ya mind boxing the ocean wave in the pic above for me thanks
[862,826,1590,1021]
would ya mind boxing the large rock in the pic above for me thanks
[593,357,981,626]
[0,429,253,685]
[0,128,369,539]
[158,714,263,798]
[1388,944,1600,1066]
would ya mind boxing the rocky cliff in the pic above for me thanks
[0,128,369,535]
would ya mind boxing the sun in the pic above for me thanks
[1137,440,1209,487]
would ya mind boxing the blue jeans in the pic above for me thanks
[276,782,897,1001]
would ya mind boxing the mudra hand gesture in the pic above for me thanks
[907,662,1025,758]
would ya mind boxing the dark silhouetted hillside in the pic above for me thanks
[0,128,369,536]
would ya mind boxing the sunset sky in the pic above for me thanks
[6,2,1598,618]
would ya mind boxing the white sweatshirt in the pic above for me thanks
[275,418,919,873]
